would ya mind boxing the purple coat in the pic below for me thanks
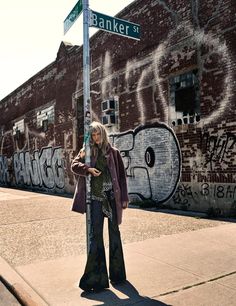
[71,144,129,225]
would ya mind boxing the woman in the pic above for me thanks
[71,121,129,292]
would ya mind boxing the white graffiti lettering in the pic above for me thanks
[110,123,181,203]
[12,147,64,189]
[0,155,10,184]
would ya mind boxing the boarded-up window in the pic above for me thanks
[13,119,24,135]
[37,105,55,128]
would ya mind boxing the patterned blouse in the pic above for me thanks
[91,148,113,220]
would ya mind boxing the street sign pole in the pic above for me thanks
[82,0,92,256]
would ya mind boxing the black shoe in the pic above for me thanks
[93,286,107,293]
[79,285,93,293]
[80,283,109,293]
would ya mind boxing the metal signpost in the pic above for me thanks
[82,0,92,256]
[64,0,140,256]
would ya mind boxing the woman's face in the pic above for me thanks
[92,130,101,145]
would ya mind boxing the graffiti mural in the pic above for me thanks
[200,131,236,171]
[0,155,10,184]
[110,123,181,203]
[172,183,196,210]
[187,129,236,182]
[0,147,64,190]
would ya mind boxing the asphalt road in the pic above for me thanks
[0,187,227,267]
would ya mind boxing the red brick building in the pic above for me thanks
[0,0,236,216]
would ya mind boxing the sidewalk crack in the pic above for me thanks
[155,270,236,298]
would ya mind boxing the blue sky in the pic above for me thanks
[0,0,134,100]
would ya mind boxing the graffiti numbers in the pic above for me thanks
[200,183,236,199]
[201,183,209,196]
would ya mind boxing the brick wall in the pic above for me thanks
[0,0,235,215]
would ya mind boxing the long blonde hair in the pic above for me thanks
[89,121,110,156]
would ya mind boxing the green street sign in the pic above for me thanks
[90,10,140,40]
[64,0,83,34]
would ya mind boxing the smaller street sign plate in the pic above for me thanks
[64,0,83,34]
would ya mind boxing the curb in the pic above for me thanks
[0,257,48,306]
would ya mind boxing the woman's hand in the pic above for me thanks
[88,168,101,176]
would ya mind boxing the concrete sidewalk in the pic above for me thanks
[1,222,236,306]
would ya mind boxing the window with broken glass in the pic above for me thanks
[169,70,200,126]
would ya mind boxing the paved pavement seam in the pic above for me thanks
[132,248,236,284]
[156,270,236,298]
[131,250,204,278]
[0,216,80,227]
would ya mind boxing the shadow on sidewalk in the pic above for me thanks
[80,280,170,305]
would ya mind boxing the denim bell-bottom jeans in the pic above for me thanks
[79,195,126,291]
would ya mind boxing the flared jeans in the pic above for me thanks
[79,197,126,291]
